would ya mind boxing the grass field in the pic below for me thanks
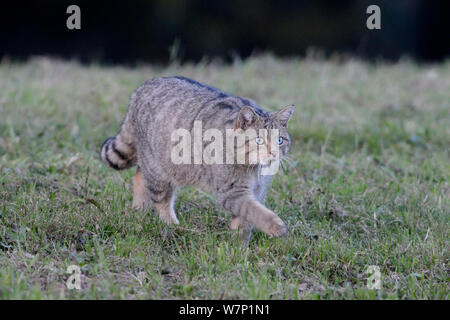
[0,55,449,299]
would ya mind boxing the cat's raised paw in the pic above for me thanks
[266,217,287,238]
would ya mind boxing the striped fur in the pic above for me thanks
[100,76,294,244]
[100,115,137,170]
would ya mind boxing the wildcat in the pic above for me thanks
[100,76,294,243]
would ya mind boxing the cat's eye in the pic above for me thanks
[255,137,264,145]
[277,137,284,144]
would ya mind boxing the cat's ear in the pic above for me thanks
[235,106,258,130]
[272,105,295,127]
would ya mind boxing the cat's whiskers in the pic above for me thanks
[280,158,288,172]
[281,155,297,169]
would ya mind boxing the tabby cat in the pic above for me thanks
[100,76,294,243]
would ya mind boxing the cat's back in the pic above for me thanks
[129,76,262,131]
[131,76,230,108]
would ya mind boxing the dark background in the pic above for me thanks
[1,0,449,65]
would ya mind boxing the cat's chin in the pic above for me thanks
[259,160,276,167]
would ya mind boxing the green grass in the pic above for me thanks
[0,55,449,299]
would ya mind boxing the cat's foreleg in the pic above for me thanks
[230,216,254,245]
[222,192,287,238]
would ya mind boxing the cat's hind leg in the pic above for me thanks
[139,168,179,225]
[151,185,179,225]
[132,167,149,210]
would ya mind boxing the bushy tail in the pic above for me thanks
[100,116,137,170]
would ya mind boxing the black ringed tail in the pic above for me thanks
[100,135,136,170]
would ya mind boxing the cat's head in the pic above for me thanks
[233,105,294,168]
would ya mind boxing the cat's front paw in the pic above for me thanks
[132,199,145,210]
[266,216,287,238]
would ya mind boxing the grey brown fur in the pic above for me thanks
[101,76,294,243]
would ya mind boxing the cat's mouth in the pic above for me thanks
[259,156,279,166]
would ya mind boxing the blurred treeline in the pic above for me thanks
[0,0,449,65]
